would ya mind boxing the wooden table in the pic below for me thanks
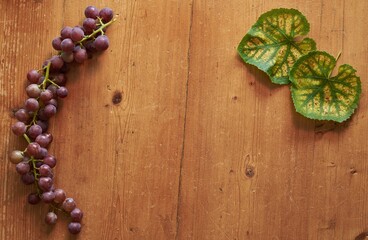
[1,0,367,239]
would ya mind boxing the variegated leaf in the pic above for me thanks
[238,8,316,84]
[290,51,361,122]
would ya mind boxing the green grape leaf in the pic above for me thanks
[290,51,361,122]
[237,8,316,84]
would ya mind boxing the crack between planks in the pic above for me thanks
[175,1,194,239]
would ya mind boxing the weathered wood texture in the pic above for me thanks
[0,0,367,239]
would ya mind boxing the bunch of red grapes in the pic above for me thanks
[10,6,115,234]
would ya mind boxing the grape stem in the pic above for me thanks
[30,157,40,179]
[41,61,52,90]
[77,17,117,45]
[46,79,61,88]
[29,156,41,194]
[50,203,69,216]
[29,109,40,126]
[328,51,342,78]
[23,134,31,144]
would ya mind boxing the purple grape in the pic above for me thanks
[99,7,114,23]
[11,121,27,136]
[48,55,64,72]
[42,191,55,203]
[38,177,53,192]
[26,84,41,98]
[45,212,57,225]
[61,38,75,52]
[39,164,53,177]
[61,51,74,63]
[21,172,35,185]
[36,120,49,133]
[82,27,91,35]
[70,208,83,222]
[35,161,43,168]
[27,124,42,139]
[85,40,96,53]
[10,150,24,164]
[83,18,97,33]
[85,6,99,19]
[53,73,67,86]
[24,98,39,112]
[23,156,30,162]
[26,142,41,156]
[62,198,76,212]
[52,37,62,51]
[35,133,53,148]
[14,108,30,123]
[74,45,83,53]
[40,90,53,102]
[94,35,110,51]
[37,147,48,159]
[45,212,58,225]
[54,189,66,203]
[44,133,53,142]
[43,155,56,168]
[60,26,73,39]
[28,192,41,205]
[46,84,58,95]
[46,99,58,108]
[56,87,68,98]
[16,161,30,175]
[71,27,84,42]
[27,70,41,84]
[44,104,57,118]
[73,48,87,63]
[37,108,48,121]
[68,222,82,234]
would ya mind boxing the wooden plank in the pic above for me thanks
[1,0,368,239]
[55,1,191,239]
[0,0,191,239]
[178,1,368,240]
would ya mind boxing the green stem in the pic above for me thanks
[336,51,342,62]
[77,17,117,44]
[50,203,69,215]
[29,110,39,126]
[328,52,342,78]
[42,61,52,90]
[29,157,41,194]
[23,134,31,144]
[46,79,60,88]
[30,157,39,179]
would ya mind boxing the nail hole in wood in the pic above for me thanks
[112,91,123,105]
[245,166,255,178]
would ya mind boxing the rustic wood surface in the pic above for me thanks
[0,0,367,239]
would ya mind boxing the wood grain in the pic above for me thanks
[0,0,367,240]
